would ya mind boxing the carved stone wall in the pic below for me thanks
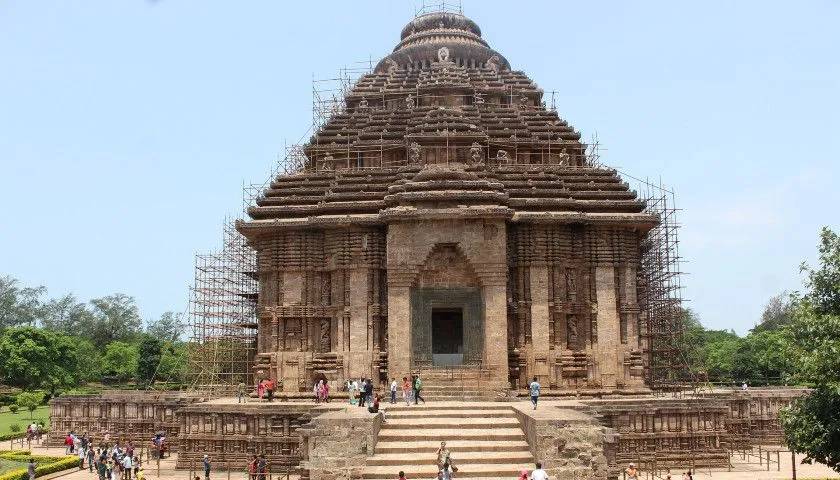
[47,392,200,448]
[703,388,807,448]
[507,224,645,390]
[251,227,387,392]
[176,402,315,471]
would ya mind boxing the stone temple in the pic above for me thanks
[48,9,808,480]
[238,10,656,395]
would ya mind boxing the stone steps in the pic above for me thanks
[366,450,533,466]
[374,439,531,454]
[363,403,534,479]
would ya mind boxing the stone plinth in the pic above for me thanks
[299,407,384,480]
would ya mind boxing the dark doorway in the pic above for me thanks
[432,308,464,365]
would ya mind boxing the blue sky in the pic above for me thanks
[1,1,837,334]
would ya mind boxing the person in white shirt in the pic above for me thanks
[390,378,398,404]
[530,462,548,480]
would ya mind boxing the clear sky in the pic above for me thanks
[1,1,837,334]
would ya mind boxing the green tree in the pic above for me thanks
[782,227,840,471]
[102,341,139,383]
[157,341,189,384]
[732,330,790,384]
[0,276,46,328]
[73,338,103,383]
[146,312,184,343]
[85,294,143,346]
[41,293,92,336]
[15,391,44,419]
[136,335,162,386]
[0,327,81,393]
[753,292,795,332]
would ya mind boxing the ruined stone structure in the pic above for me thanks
[238,11,657,394]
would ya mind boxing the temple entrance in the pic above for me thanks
[431,308,464,366]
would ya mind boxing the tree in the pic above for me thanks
[0,327,81,393]
[85,294,143,346]
[0,276,46,328]
[732,330,790,384]
[41,293,92,336]
[15,391,44,419]
[146,312,184,343]
[156,341,189,384]
[782,227,840,471]
[73,338,103,383]
[753,293,795,332]
[101,341,139,383]
[136,335,162,387]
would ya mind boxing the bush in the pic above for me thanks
[0,452,79,480]
[8,405,18,414]
[8,424,21,433]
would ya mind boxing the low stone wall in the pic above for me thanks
[298,407,384,480]
[512,403,613,480]
[585,397,731,474]
[47,391,202,449]
[175,401,319,472]
[702,387,807,448]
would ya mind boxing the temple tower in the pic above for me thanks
[238,11,656,394]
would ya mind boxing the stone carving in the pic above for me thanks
[565,269,577,301]
[384,58,399,74]
[486,55,501,73]
[518,95,530,108]
[437,46,450,63]
[321,154,335,171]
[405,93,416,110]
[496,149,510,164]
[474,92,485,105]
[567,315,579,350]
[469,142,483,164]
[558,148,570,166]
[318,319,330,352]
[357,98,369,111]
[408,142,421,164]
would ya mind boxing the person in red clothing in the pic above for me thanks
[397,471,407,480]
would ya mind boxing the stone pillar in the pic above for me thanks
[595,265,620,388]
[387,283,411,379]
[483,282,509,386]
[347,269,370,378]
[623,266,639,348]
[529,266,550,382]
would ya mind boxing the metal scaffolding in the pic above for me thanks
[187,221,258,394]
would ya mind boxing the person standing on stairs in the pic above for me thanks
[390,377,398,403]
[436,441,456,475]
[529,376,541,410]
[530,462,548,480]
[414,374,425,404]
[402,377,412,406]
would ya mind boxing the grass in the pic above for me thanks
[0,459,28,475]
[0,406,50,436]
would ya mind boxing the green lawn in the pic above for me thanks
[0,458,28,475]
[0,405,50,436]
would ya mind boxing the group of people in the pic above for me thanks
[624,463,695,480]
[344,375,426,410]
[63,432,145,480]
[313,379,331,403]
[25,422,45,444]
[394,456,548,480]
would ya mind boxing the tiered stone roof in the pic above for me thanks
[241,11,657,233]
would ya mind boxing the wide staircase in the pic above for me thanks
[412,365,508,401]
[362,403,534,479]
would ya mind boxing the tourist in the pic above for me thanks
[314,380,321,403]
[257,380,264,400]
[625,463,639,480]
[530,462,548,480]
[368,394,381,414]
[133,456,140,478]
[741,382,748,391]
[323,380,330,402]
[65,432,74,454]
[122,453,133,480]
[97,455,107,480]
[238,382,245,403]
[414,375,425,404]
[402,377,412,406]
[358,378,367,407]
[266,378,275,402]
[135,467,144,480]
[247,455,258,480]
[435,442,455,474]
[27,459,36,480]
[398,471,407,480]
[681,472,689,480]
[87,446,96,472]
[79,443,87,469]
[257,454,267,480]
[390,377,398,404]
[529,376,541,410]
[518,468,528,480]
[203,454,211,480]
[348,378,358,405]
[365,378,374,406]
